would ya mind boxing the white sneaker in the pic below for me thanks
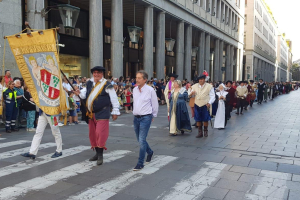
[68,123,75,126]
[28,128,36,132]
[58,123,64,127]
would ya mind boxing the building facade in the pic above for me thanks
[243,0,277,82]
[0,0,245,81]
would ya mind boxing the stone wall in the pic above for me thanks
[0,0,22,78]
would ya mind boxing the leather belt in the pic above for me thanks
[134,114,152,118]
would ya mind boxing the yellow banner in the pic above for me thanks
[6,29,68,115]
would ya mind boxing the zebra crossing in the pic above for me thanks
[0,138,294,200]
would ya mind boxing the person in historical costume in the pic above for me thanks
[264,82,269,102]
[169,80,192,136]
[225,81,236,120]
[235,81,248,115]
[269,83,274,100]
[190,75,215,138]
[76,66,120,166]
[187,83,196,127]
[249,80,257,107]
[164,73,178,119]
[257,79,265,104]
[214,84,230,130]
[244,81,251,110]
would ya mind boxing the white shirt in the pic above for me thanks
[132,84,159,117]
[79,78,120,115]
[197,83,216,105]
[63,82,72,91]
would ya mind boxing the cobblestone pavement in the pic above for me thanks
[0,91,300,200]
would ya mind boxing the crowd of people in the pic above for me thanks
[1,66,298,171]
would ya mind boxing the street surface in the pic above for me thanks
[1,91,300,200]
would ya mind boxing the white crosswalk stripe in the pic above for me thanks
[0,145,90,178]
[0,138,6,141]
[67,155,178,200]
[0,140,30,149]
[157,162,229,200]
[0,150,131,200]
[0,143,57,160]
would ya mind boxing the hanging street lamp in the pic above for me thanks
[165,18,176,52]
[128,1,142,44]
[57,0,80,29]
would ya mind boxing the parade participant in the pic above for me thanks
[243,81,250,110]
[214,83,230,130]
[235,81,248,115]
[264,82,269,102]
[3,81,18,133]
[164,73,178,117]
[225,81,236,120]
[75,66,120,165]
[191,75,215,138]
[169,80,192,136]
[21,106,63,159]
[249,80,257,107]
[132,70,158,171]
[187,83,196,127]
[257,79,265,104]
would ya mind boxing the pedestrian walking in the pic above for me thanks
[132,70,158,171]
[76,66,120,165]
[169,80,192,136]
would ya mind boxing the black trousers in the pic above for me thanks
[226,105,233,119]
[250,100,254,107]
[236,98,245,113]
[258,91,264,103]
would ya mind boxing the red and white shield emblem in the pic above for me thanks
[40,69,60,99]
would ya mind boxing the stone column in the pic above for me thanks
[27,0,45,29]
[111,0,123,78]
[230,45,234,80]
[156,11,165,80]
[184,24,192,80]
[258,59,261,80]
[176,21,185,80]
[254,57,258,80]
[197,31,205,75]
[205,33,211,76]
[89,0,103,68]
[213,39,220,81]
[143,6,154,78]
[225,44,231,81]
[219,40,224,81]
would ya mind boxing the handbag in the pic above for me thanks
[0,105,3,115]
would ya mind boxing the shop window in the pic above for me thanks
[59,54,89,78]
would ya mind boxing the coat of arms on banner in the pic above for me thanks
[5,29,68,115]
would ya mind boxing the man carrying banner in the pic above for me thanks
[75,66,120,166]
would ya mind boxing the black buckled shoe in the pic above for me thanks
[96,148,103,166]
[21,152,36,160]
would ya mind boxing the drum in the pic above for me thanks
[250,92,256,101]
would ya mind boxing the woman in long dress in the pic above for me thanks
[214,84,230,130]
[169,80,192,136]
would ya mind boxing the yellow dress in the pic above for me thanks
[170,91,178,134]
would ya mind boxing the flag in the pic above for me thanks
[6,29,68,116]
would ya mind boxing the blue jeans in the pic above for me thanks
[27,111,35,129]
[134,115,153,165]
